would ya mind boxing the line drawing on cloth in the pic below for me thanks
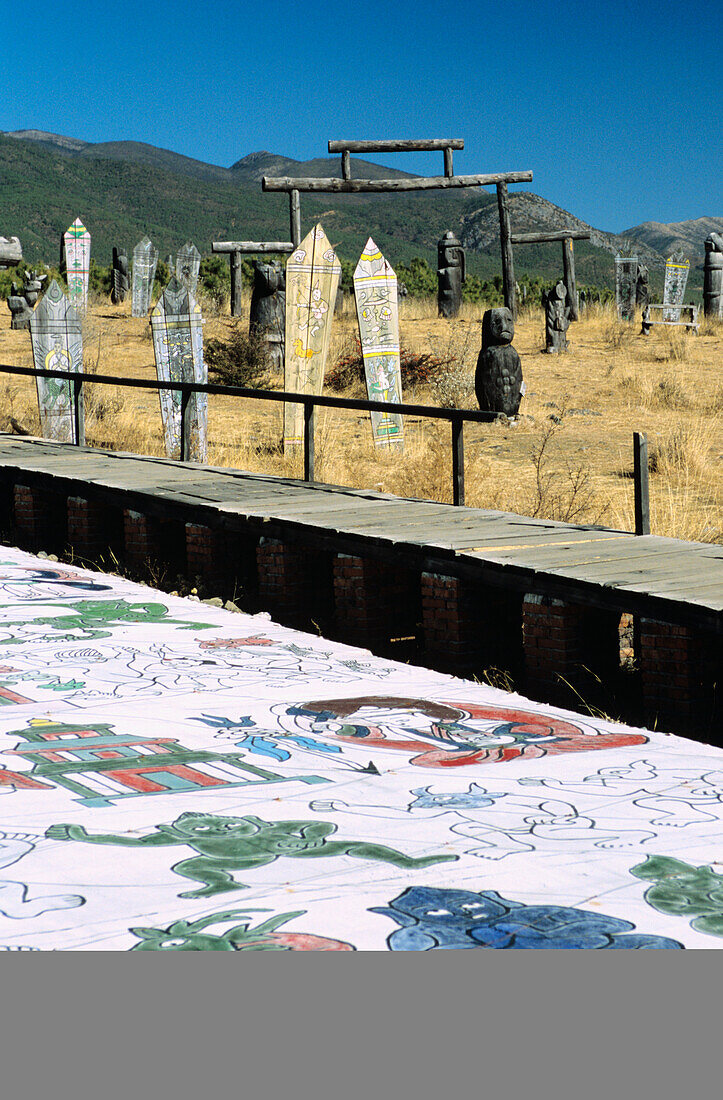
[519,759,723,828]
[631,856,723,938]
[193,713,345,763]
[128,907,355,951]
[0,640,396,708]
[371,886,684,950]
[280,697,647,767]
[0,830,84,919]
[0,599,214,645]
[311,782,656,859]
[0,564,113,601]
[46,811,458,898]
[2,717,327,806]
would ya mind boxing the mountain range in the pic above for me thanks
[2,129,719,294]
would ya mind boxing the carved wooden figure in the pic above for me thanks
[7,271,46,329]
[703,232,723,318]
[283,224,341,450]
[353,237,404,450]
[111,247,130,304]
[437,231,466,318]
[636,263,650,308]
[475,307,523,416]
[615,255,638,321]
[543,281,570,353]
[150,276,207,463]
[28,279,83,443]
[250,259,286,372]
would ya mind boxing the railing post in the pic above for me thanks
[179,386,191,462]
[452,415,465,506]
[72,374,85,446]
[633,431,650,535]
[303,401,315,483]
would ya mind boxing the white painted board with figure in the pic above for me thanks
[354,237,404,451]
[63,219,90,311]
[132,236,159,317]
[150,276,207,462]
[663,253,690,322]
[175,242,201,296]
[284,225,341,449]
[28,279,83,443]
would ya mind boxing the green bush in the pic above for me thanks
[205,322,272,388]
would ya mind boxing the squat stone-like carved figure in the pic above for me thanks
[703,232,723,318]
[7,270,47,329]
[250,259,286,372]
[437,231,465,318]
[475,307,523,417]
[111,247,130,304]
[542,281,570,353]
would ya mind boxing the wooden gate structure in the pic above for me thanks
[509,229,591,320]
[211,241,295,317]
[261,138,533,317]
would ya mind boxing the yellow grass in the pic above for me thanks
[1,293,721,544]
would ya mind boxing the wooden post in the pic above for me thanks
[72,375,85,447]
[179,387,191,463]
[341,150,351,180]
[443,147,454,177]
[290,189,301,247]
[451,416,465,506]
[230,252,243,317]
[303,402,315,482]
[633,431,650,535]
[496,182,516,319]
[562,237,579,321]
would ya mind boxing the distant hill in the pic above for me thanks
[622,216,723,259]
[0,128,713,295]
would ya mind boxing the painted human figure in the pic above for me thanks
[437,231,465,318]
[372,886,683,950]
[703,232,723,318]
[542,281,570,352]
[111,247,130,304]
[475,307,523,416]
[46,811,456,898]
[0,831,83,918]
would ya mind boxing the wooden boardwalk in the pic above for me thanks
[1,435,721,634]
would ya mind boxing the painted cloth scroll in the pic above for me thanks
[150,276,207,462]
[28,280,83,443]
[284,225,341,449]
[663,252,690,322]
[132,237,159,317]
[614,254,638,321]
[354,238,404,450]
[63,219,90,311]
[175,242,201,296]
[1,541,723,949]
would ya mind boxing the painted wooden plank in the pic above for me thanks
[63,218,91,311]
[150,276,207,462]
[132,236,159,317]
[663,253,690,322]
[28,280,83,444]
[283,225,341,450]
[354,237,404,450]
[175,242,201,296]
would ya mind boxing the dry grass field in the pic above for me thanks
[1,291,721,544]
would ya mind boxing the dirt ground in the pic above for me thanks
[1,293,721,543]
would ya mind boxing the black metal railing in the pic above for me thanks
[0,363,501,506]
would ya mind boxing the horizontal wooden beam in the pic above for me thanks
[212,241,294,254]
[262,171,533,194]
[510,230,591,244]
[328,138,464,153]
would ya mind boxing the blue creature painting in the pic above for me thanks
[371,887,684,950]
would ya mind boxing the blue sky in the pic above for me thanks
[4,0,721,231]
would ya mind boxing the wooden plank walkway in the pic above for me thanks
[1,435,721,633]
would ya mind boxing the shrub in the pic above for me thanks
[205,322,272,388]
[325,337,459,392]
